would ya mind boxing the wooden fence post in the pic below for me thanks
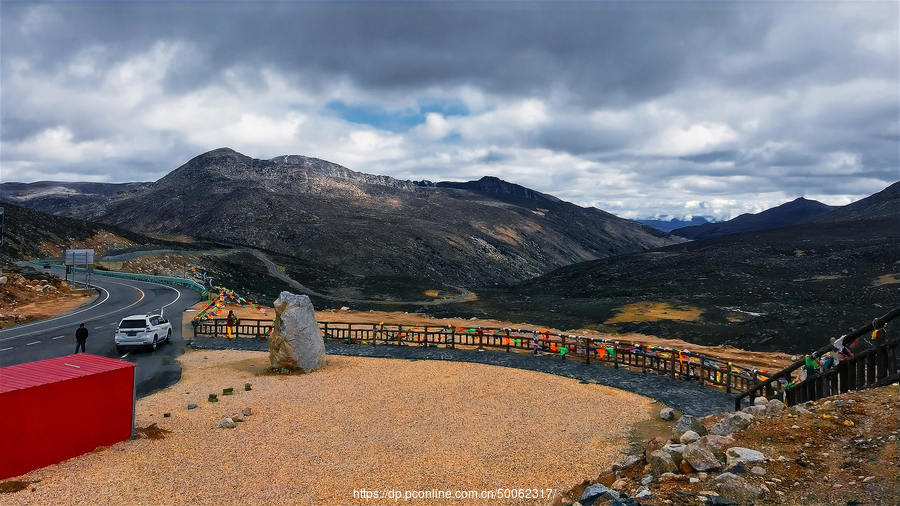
[726,362,732,394]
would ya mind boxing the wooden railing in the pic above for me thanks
[194,319,764,394]
[734,307,900,410]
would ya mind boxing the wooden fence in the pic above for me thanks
[194,319,762,394]
[734,307,900,410]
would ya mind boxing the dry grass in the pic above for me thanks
[873,273,900,286]
[4,350,653,505]
[604,302,703,324]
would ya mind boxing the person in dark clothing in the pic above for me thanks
[75,323,88,353]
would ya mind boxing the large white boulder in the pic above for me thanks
[268,292,326,372]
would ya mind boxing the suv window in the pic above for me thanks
[150,316,160,326]
[120,319,147,329]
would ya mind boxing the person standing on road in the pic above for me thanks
[74,323,88,353]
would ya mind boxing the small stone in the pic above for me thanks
[611,478,628,490]
[187,403,198,410]
[579,483,619,503]
[231,414,244,422]
[680,430,701,444]
[218,417,236,429]
[163,412,171,418]
[673,414,708,439]
[726,447,766,468]
[241,407,252,416]
[634,487,652,499]
[750,466,765,476]
[222,387,234,396]
[244,383,252,391]
[791,425,800,429]
[660,407,676,420]
[863,476,875,482]
[690,477,700,483]
[641,474,653,486]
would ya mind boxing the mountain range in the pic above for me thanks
[0,148,678,286]
[636,216,712,233]
[671,197,836,240]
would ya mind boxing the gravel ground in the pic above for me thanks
[3,350,653,505]
[191,338,736,416]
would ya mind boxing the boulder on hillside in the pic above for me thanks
[660,407,676,420]
[714,472,766,503]
[648,450,678,476]
[268,292,326,371]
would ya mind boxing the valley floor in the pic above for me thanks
[1,350,653,505]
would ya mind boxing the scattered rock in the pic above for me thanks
[611,478,628,490]
[231,414,244,422]
[208,394,218,403]
[766,399,785,415]
[683,442,723,472]
[648,450,678,476]
[659,407,676,421]
[690,477,700,483]
[790,405,811,415]
[163,412,171,418]
[641,474,653,486]
[863,476,875,483]
[673,414,707,439]
[268,292,327,371]
[222,387,234,396]
[218,417,236,429]
[695,435,736,457]
[680,430,701,444]
[661,443,685,463]
[187,403,197,410]
[0,276,7,286]
[634,487,652,499]
[244,383,252,391]
[744,404,767,417]
[241,407,252,416]
[725,447,766,469]
[750,466,766,476]
[714,472,765,503]
[580,483,619,505]
[680,460,695,474]
[709,412,754,436]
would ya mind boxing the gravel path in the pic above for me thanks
[191,338,736,416]
[6,350,653,505]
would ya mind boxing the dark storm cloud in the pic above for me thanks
[1,1,897,219]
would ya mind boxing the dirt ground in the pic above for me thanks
[604,302,703,324]
[192,302,794,372]
[1,350,654,505]
[0,274,97,329]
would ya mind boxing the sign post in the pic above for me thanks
[64,248,95,287]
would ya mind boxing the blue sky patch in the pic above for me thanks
[325,99,468,132]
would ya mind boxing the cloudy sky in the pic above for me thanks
[1,1,898,219]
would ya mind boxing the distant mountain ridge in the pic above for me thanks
[637,216,712,233]
[813,181,900,223]
[672,197,836,240]
[1,148,679,287]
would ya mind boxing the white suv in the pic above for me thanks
[115,314,172,353]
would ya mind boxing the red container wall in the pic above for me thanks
[0,364,134,479]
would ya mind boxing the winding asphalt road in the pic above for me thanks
[0,271,201,396]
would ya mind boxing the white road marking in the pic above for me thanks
[52,335,65,340]
[25,341,40,346]
[0,347,13,352]
[120,353,129,359]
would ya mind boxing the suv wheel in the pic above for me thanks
[151,336,158,351]
[166,329,172,343]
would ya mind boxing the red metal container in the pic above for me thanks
[0,354,135,479]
